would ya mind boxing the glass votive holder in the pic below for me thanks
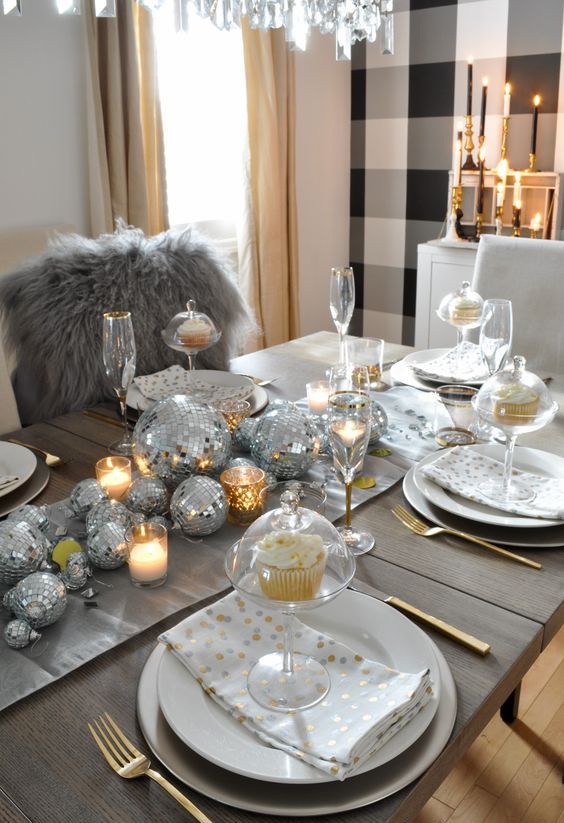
[95,456,132,500]
[434,385,479,447]
[215,398,251,432]
[220,466,266,526]
[348,337,385,388]
[127,522,168,588]
[306,380,330,415]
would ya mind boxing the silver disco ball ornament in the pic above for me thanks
[251,406,320,480]
[146,515,172,531]
[130,510,148,526]
[69,479,109,519]
[86,523,129,570]
[232,417,259,452]
[4,620,41,649]
[369,401,388,445]
[0,521,49,585]
[125,476,168,515]
[86,499,132,537]
[133,396,232,487]
[59,552,90,591]
[7,504,50,533]
[225,457,257,470]
[5,572,67,629]
[170,476,228,536]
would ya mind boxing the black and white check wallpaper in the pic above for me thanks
[349,0,564,344]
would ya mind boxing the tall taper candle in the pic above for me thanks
[467,58,473,117]
[456,121,463,187]
[531,95,541,155]
[477,145,486,214]
[479,77,488,138]
[513,172,521,207]
[503,83,511,118]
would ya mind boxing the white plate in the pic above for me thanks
[0,443,37,499]
[156,589,441,785]
[137,611,457,816]
[403,466,564,548]
[391,349,486,392]
[128,374,268,416]
[413,445,564,529]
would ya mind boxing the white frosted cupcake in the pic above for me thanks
[493,384,540,425]
[256,531,327,601]
[449,296,482,325]
[176,318,211,348]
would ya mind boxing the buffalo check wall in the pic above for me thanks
[349,0,564,345]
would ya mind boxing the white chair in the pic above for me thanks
[471,235,564,374]
[0,224,75,434]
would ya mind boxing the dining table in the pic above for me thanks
[0,330,562,823]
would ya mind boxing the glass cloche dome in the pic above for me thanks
[437,280,484,329]
[161,299,221,370]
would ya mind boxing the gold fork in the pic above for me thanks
[88,713,214,822]
[392,505,542,570]
[8,438,66,467]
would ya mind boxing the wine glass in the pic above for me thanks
[328,391,374,555]
[329,267,355,363]
[102,311,137,456]
[480,299,513,375]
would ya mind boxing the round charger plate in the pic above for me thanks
[391,349,487,393]
[137,615,456,816]
[413,444,564,529]
[403,467,564,549]
[0,459,50,518]
[0,442,37,499]
[127,378,268,416]
[156,589,441,785]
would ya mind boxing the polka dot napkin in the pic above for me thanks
[134,366,253,404]
[411,342,489,383]
[159,592,433,780]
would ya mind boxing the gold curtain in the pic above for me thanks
[239,24,300,348]
[84,0,168,236]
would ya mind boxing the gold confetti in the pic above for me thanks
[352,475,377,489]
[369,447,392,457]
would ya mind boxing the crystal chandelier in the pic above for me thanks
[2,0,393,60]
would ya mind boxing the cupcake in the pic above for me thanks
[449,296,482,325]
[256,531,327,601]
[176,318,211,348]
[493,384,540,425]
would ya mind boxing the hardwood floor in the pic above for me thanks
[416,626,564,823]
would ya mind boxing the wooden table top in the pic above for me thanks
[0,331,561,823]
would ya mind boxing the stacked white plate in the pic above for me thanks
[0,442,50,518]
[137,589,457,816]
[391,349,489,392]
[404,443,564,548]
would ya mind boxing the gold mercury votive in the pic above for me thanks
[127,522,168,588]
[95,456,132,500]
[220,466,266,526]
[215,398,251,432]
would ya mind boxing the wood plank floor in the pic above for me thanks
[416,626,564,823]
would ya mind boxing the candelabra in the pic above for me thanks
[499,117,509,162]
[528,152,538,172]
[475,212,484,238]
[462,115,477,170]
[512,205,521,237]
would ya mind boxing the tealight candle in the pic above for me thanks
[95,456,132,500]
[306,381,330,414]
[220,466,266,526]
[330,418,367,447]
[128,522,168,588]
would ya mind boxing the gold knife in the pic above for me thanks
[349,582,491,656]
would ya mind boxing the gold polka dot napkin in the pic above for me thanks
[134,366,253,403]
[159,592,433,780]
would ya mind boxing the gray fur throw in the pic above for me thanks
[0,224,254,424]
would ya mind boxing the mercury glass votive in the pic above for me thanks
[215,398,251,433]
[127,522,168,588]
[95,456,132,500]
[306,380,330,415]
[220,466,266,526]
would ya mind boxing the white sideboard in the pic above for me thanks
[415,240,478,349]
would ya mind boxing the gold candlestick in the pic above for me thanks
[528,151,537,172]
[475,212,484,238]
[462,114,477,170]
[512,206,521,237]
[500,116,509,161]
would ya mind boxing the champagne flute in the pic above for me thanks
[480,299,513,375]
[328,391,374,555]
[103,311,137,456]
[329,267,355,363]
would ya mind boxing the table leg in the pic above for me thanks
[500,683,521,724]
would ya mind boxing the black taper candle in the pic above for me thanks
[479,78,488,138]
[477,150,485,214]
[467,59,473,117]
[531,95,540,155]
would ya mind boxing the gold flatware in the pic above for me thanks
[8,439,66,468]
[392,505,542,570]
[88,713,214,822]
[236,374,279,387]
[348,582,491,656]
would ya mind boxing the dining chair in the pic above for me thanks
[471,235,564,373]
[0,223,255,424]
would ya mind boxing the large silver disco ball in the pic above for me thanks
[251,406,320,480]
[4,572,67,629]
[133,395,232,487]
[170,476,228,536]
[0,521,48,586]
[7,505,50,533]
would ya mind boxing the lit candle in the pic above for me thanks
[95,456,132,500]
[477,144,486,214]
[479,76,488,138]
[503,83,511,118]
[466,57,473,117]
[128,523,168,588]
[331,418,367,447]
[497,182,505,209]
[220,466,266,526]
[306,381,330,414]
[531,94,541,155]
[513,172,521,206]
[531,212,542,231]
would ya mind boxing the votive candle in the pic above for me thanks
[307,381,330,414]
[128,522,168,588]
[95,456,132,500]
[220,466,266,526]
